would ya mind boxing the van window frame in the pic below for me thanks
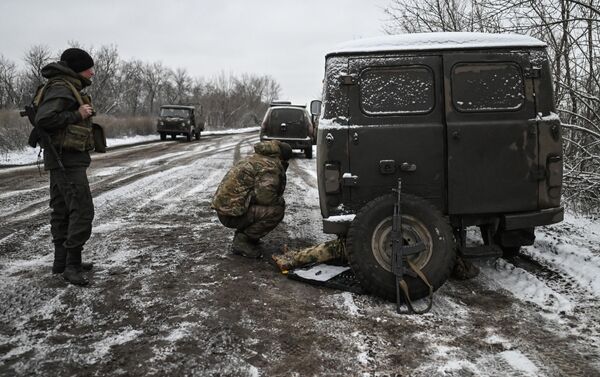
[358,64,436,117]
[451,61,526,113]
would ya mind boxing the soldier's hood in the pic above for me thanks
[41,62,91,89]
[254,141,282,158]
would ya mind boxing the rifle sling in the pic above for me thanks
[398,260,433,314]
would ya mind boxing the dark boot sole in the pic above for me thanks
[52,262,93,274]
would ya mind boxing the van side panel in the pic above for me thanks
[531,51,563,209]
[318,56,350,218]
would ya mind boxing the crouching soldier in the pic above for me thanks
[211,141,292,258]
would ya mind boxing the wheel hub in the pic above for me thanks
[371,215,433,273]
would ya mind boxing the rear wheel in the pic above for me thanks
[159,132,166,141]
[304,147,313,159]
[346,194,456,301]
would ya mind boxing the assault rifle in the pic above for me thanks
[391,178,433,314]
[20,104,66,171]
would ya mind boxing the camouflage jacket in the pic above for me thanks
[212,141,287,217]
[35,62,93,170]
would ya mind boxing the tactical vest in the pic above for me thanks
[34,79,95,153]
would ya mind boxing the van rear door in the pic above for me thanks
[346,55,445,210]
[444,52,538,214]
[267,108,309,139]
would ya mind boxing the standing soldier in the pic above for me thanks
[35,48,96,286]
[212,140,292,258]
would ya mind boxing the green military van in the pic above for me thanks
[157,105,204,142]
[316,32,563,300]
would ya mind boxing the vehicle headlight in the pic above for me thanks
[159,121,164,126]
[181,122,186,127]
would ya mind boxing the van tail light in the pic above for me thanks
[324,163,341,193]
[547,155,562,199]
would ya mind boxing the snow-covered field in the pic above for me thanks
[0,130,599,376]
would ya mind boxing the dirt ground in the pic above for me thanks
[0,132,599,376]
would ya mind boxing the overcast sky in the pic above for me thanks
[0,0,390,103]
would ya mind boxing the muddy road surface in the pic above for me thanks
[1,131,599,376]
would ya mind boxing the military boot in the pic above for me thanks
[52,243,93,274]
[63,247,89,286]
[231,232,262,259]
[52,243,67,274]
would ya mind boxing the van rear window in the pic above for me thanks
[270,108,305,124]
[359,66,434,115]
[452,63,524,112]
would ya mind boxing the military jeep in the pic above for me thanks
[260,101,316,158]
[157,105,204,142]
[317,32,564,300]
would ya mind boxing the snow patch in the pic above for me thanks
[88,329,143,364]
[324,214,356,223]
[330,32,546,55]
[500,350,539,375]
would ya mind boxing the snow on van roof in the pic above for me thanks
[328,32,546,55]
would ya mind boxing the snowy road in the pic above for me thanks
[0,132,599,376]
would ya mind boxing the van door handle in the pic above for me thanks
[352,132,359,144]
[326,133,334,145]
[452,130,460,140]
[400,162,417,172]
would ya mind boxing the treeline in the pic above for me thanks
[0,44,281,129]
[384,0,600,212]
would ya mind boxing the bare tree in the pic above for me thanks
[142,62,169,114]
[0,56,19,108]
[171,68,192,104]
[87,45,120,113]
[0,43,282,150]
[20,45,54,104]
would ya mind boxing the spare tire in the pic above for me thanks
[346,193,456,301]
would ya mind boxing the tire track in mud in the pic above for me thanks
[502,252,600,370]
[0,132,259,376]
[0,134,259,243]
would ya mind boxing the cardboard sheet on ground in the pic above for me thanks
[292,264,351,281]
[286,264,366,295]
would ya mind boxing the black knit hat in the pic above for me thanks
[60,48,94,73]
[278,142,293,161]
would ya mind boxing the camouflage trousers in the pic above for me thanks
[217,204,284,240]
[49,168,94,250]
[272,239,346,271]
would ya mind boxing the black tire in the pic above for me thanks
[346,194,456,301]
[186,132,192,142]
[195,130,200,140]
[159,132,166,141]
[304,147,313,159]
[170,133,177,140]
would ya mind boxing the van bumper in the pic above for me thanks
[502,207,564,230]
[322,214,356,235]
[261,136,312,150]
